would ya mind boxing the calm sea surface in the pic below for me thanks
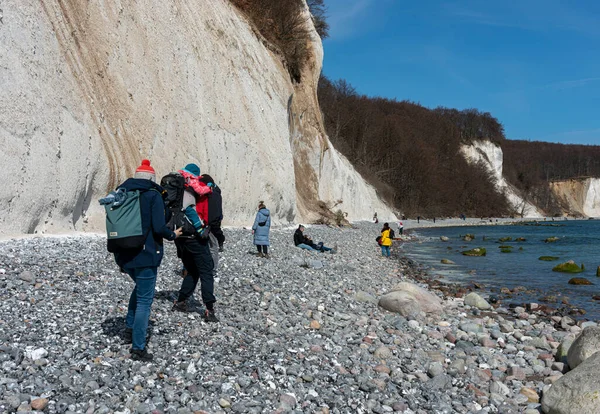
[400,219,600,320]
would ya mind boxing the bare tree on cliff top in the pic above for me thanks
[307,0,330,39]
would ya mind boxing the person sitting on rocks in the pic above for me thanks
[293,225,334,253]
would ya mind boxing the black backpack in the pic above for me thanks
[160,173,196,236]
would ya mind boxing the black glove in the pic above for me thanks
[195,224,211,240]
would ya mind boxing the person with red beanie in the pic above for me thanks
[111,159,182,361]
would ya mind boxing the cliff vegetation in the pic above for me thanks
[317,76,511,218]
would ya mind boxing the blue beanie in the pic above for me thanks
[183,163,200,177]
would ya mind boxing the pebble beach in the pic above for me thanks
[0,221,597,413]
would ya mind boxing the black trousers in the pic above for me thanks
[176,238,215,306]
[256,245,268,254]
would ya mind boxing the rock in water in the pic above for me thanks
[554,260,584,273]
[378,291,421,318]
[597,265,600,277]
[440,236,449,242]
[440,259,454,264]
[539,256,560,261]
[461,247,486,256]
[542,352,600,414]
[567,327,600,369]
[464,292,491,310]
[568,277,592,285]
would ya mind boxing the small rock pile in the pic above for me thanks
[0,222,599,413]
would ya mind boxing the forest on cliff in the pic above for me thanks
[318,76,600,217]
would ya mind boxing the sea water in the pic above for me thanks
[400,219,600,320]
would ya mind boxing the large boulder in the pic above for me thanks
[464,292,491,310]
[389,282,443,314]
[542,352,600,414]
[567,327,600,369]
[378,291,421,318]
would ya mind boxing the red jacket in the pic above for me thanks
[179,169,212,222]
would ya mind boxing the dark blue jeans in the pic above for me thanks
[125,267,157,351]
[176,238,215,306]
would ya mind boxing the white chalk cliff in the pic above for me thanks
[460,140,544,218]
[550,178,600,217]
[0,0,394,236]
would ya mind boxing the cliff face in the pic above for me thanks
[0,0,394,236]
[550,179,600,217]
[460,140,543,218]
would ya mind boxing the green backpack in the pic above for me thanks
[105,190,146,252]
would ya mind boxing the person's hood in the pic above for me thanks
[118,178,164,193]
[259,208,270,217]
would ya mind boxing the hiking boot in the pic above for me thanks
[264,253,270,259]
[203,309,219,323]
[123,327,133,344]
[130,348,153,362]
[172,301,188,312]
[181,267,188,278]
[218,243,224,253]
[257,252,264,258]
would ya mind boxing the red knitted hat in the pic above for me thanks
[136,159,155,173]
[134,159,156,181]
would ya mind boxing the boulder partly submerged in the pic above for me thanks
[462,248,486,256]
[553,261,584,273]
[542,351,600,414]
[568,277,593,285]
[539,256,560,261]
[378,282,443,316]
[440,259,455,264]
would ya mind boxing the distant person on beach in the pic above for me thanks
[252,201,271,257]
[398,221,404,235]
[172,163,218,323]
[380,222,393,257]
[103,159,183,361]
[373,212,378,223]
[417,216,421,223]
[294,225,334,252]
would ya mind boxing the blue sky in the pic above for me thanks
[322,0,600,145]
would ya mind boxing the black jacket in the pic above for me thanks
[113,178,176,270]
[294,228,314,247]
[200,175,224,244]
